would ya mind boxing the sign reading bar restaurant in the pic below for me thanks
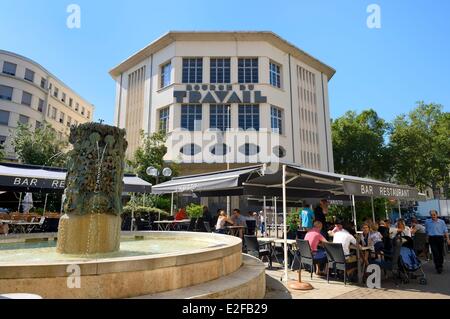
[0,175,65,191]
[343,181,419,199]
[173,84,268,104]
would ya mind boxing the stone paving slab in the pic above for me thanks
[265,255,450,299]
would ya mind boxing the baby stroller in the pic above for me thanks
[398,236,427,285]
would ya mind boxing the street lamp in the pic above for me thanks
[146,166,172,184]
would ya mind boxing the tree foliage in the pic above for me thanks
[127,131,179,184]
[11,122,68,167]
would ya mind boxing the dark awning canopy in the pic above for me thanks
[0,163,152,193]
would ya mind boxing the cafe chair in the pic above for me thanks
[244,235,272,269]
[295,239,316,279]
[323,242,355,285]
[203,221,212,233]
[413,232,429,260]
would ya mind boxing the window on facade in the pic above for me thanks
[61,93,66,103]
[238,58,258,83]
[270,105,283,134]
[0,135,7,145]
[210,104,231,131]
[2,62,17,76]
[36,121,42,130]
[67,116,71,127]
[59,112,65,124]
[21,91,32,106]
[0,110,10,125]
[0,85,13,101]
[160,62,172,88]
[182,58,203,83]
[238,104,259,131]
[210,58,230,83]
[270,62,281,88]
[181,104,202,131]
[53,87,59,98]
[40,77,47,89]
[159,107,169,133]
[38,99,44,112]
[24,68,35,82]
[75,103,79,111]
[51,107,57,119]
[87,111,90,119]
[19,115,29,125]
[69,98,73,107]
[81,106,85,115]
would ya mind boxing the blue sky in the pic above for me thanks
[1,0,449,124]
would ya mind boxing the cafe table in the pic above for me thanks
[226,225,245,237]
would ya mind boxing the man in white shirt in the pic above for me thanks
[333,221,357,258]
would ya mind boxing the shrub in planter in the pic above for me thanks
[185,203,203,219]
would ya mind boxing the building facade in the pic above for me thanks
[110,31,335,175]
[0,50,94,160]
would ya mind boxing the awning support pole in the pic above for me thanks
[263,196,267,237]
[131,193,135,231]
[351,195,357,229]
[371,196,375,223]
[274,196,277,238]
[282,165,288,283]
[18,192,22,212]
[398,200,402,219]
[43,194,48,215]
[385,199,389,220]
[170,193,174,216]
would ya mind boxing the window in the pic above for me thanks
[181,104,202,131]
[51,107,57,119]
[270,105,283,134]
[75,103,79,111]
[19,115,29,125]
[0,85,13,101]
[0,110,10,125]
[0,136,6,145]
[48,83,52,90]
[36,121,42,129]
[53,87,59,98]
[210,104,230,131]
[69,98,73,107]
[38,99,44,112]
[61,93,66,103]
[210,58,230,83]
[21,91,32,106]
[40,77,47,89]
[182,58,203,83]
[59,112,65,124]
[160,62,172,88]
[159,107,169,133]
[24,68,35,82]
[238,104,259,131]
[81,106,85,115]
[2,62,16,76]
[74,120,78,126]
[87,111,90,119]
[67,116,71,127]
[270,62,281,88]
[238,58,258,83]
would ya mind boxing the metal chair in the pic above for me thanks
[244,235,272,269]
[246,220,256,235]
[413,232,429,260]
[295,239,315,279]
[203,221,212,233]
[323,242,354,285]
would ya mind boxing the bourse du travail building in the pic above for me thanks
[110,31,335,177]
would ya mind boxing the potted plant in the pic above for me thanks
[185,203,204,231]
[286,208,300,239]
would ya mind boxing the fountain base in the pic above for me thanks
[56,213,121,254]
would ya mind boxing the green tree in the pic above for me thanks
[389,102,449,196]
[332,109,391,179]
[127,131,179,184]
[11,122,68,167]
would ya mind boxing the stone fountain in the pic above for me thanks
[57,123,127,254]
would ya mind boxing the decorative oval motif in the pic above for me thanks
[239,143,260,156]
[180,144,201,156]
[273,146,286,158]
[210,144,229,156]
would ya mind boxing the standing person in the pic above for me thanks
[259,210,265,236]
[314,199,329,238]
[425,210,450,274]
[300,201,314,230]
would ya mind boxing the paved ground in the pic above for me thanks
[264,254,450,299]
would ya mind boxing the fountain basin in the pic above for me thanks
[0,231,244,299]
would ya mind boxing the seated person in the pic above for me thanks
[333,220,357,263]
[231,209,246,227]
[411,218,426,236]
[215,210,233,234]
[0,222,8,235]
[378,219,393,253]
[174,208,188,221]
[391,218,411,238]
[369,223,384,254]
[304,221,328,274]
